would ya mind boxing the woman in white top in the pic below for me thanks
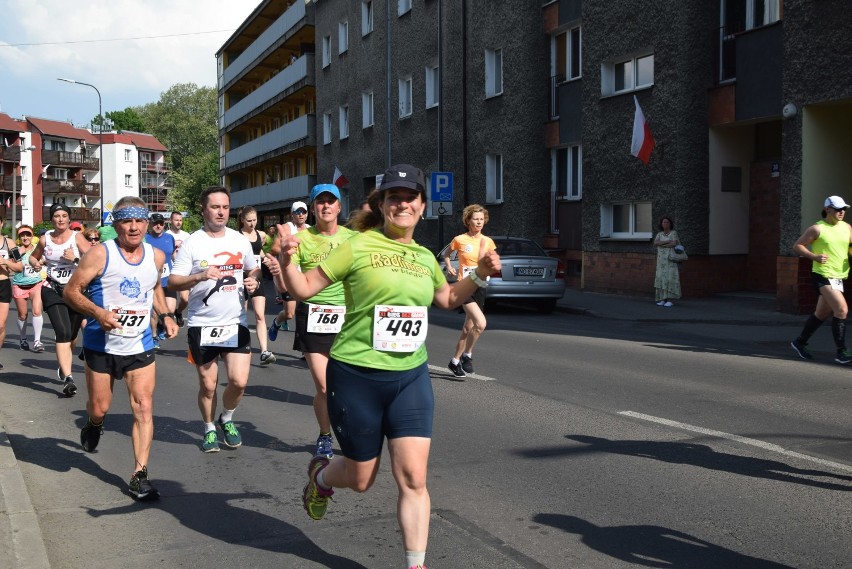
[29,203,93,395]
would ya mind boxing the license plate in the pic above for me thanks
[514,266,545,277]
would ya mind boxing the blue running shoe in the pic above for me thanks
[268,322,279,341]
[316,434,334,459]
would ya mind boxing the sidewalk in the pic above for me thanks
[0,288,804,568]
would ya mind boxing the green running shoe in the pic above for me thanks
[218,415,242,448]
[302,456,333,520]
[201,430,220,453]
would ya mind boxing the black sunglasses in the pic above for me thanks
[87,236,100,242]
[18,233,33,238]
[293,209,307,214]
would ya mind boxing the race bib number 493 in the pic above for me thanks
[372,305,428,353]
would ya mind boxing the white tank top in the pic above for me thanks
[43,231,80,285]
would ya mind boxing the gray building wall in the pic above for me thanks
[315,0,548,252]
[580,1,715,254]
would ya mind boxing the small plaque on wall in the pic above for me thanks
[721,166,742,192]
[771,162,780,178]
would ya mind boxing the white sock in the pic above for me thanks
[451,357,460,365]
[204,422,216,433]
[405,551,426,569]
[32,315,43,342]
[17,318,26,337]
[220,408,235,423]
[463,352,472,359]
[316,468,331,490]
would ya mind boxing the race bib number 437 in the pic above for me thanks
[373,305,428,352]
[108,306,150,337]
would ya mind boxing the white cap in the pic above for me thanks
[291,201,308,213]
[824,196,850,209]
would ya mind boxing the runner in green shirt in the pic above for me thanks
[273,165,502,569]
[288,183,356,460]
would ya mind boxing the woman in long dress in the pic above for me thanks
[653,216,681,307]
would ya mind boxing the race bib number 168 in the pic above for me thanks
[372,305,428,353]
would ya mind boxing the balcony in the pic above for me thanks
[222,54,314,130]
[0,175,22,191]
[220,0,309,88]
[43,178,100,197]
[140,174,173,190]
[229,174,315,210]
[41,150,99,170]
[140,160,171,174]
[42,206,101,222]
[223,114,314,170]
[2,147,23,162]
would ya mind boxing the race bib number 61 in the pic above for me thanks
[200,324,239,347]
[373,305,428,353]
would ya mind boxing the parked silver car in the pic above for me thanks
[438,236,566,313]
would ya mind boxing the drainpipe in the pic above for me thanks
[386,0,392,168]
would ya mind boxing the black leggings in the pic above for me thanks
[43,288,84,343]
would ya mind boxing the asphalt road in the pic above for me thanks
[1,299,850,568]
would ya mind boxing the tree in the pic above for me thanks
[105,108,147,132]
[133,83,219,211]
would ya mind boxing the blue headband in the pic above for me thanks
[113,206,150,221]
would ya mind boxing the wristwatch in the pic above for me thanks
[160,313,177,321]
[469,271,489,288]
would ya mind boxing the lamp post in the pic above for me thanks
[57,78,104,224]
[11,145,36,240]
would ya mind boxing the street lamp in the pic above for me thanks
[57,78,104,225]
[11,145,36,240]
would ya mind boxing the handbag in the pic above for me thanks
[669,244,688,262]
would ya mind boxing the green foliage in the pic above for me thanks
[106,108,147,132]
[130,83,219,213]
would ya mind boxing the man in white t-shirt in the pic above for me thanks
[167,211,191,327]
[169,187,276,453]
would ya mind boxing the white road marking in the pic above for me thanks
[619,410,852,474]
[428,364,496,381]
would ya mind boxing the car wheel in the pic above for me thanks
[536,299,557,314]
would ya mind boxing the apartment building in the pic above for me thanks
[314,0,549,251]
[545,0,852,312]
[0,112,170,227]
[216,0,318,230]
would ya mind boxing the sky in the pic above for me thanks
[0,0,258,128]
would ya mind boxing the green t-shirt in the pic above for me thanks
[812,219,851,279]
[320,229,447,371]
[291,225,356,305]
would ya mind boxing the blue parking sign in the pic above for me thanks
[430,172,453,202]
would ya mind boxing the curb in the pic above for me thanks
[0,430,50,569]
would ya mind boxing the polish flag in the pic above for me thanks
[333,166,349,189]
[631,95,655,166]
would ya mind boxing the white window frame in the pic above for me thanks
[425,64,439,108]
[339,105,349,140]
[602,52,654,96]
[485,48,503,98]
[485,154,503,204]
[553,145,582,201]
[338,20,349,55]
[722,0,780,31]
[362,1,373,36]
[362,91,374,128]
[323,112,332,145]
[398,0,411,16]
[124,149,132,161]
[125,174,133,187]
[54,168,69,180]
[398,76,412,118]
[599,201,653,239]
[322,35,331,68]
[553,26,582,81]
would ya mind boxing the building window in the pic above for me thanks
[554,145,582,201]
[602,53,654,96]
[362,91,374,128]
[722,0,780,31]
[124,149,132,161]
[125,174,132,187]
[339,105,349,140]
[398,76,412,118]
[54,168,69,180]
[485,154,503,204]
[554,26,581,81]
[362,1,373,36]
[425,64,439,108]
[398,0,411,16]
[323,112,332,145]
[600,202,652,239]
[322,35,331,68]
[485,48,503,98]
[338,21,349,54]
